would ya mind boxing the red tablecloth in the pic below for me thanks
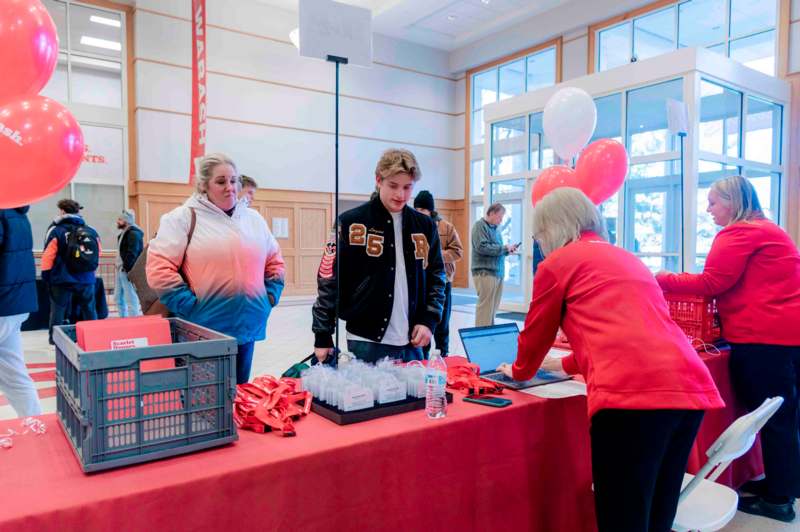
[0,392,596,531]
[687,348,764,487]
[0,348,761,531]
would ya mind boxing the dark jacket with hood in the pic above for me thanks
[0,207,38,316]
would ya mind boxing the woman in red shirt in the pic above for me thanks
[657,176,800,523]
[497,188,723,532]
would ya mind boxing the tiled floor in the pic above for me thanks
[3,291,797,530]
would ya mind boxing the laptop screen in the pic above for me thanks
[459,323,520,374]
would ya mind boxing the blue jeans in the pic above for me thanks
[115,269,142,317]
[236,341,256,384]
[347,340,423,364]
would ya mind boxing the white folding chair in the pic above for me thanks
[672,396,784,532]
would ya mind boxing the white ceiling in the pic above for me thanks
[255,0,573,51]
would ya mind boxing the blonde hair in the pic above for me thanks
[711,175,765,224]
[375,149,421,181]
[240,174,257,189]
[533,188,608,256]
[195,153,238,194]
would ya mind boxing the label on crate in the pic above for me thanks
[110,337,149,350]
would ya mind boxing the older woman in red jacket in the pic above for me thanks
[657,175,800,523]
[497,188,723,532]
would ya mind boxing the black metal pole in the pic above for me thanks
[679,132,686,272]
[327,55,347,354]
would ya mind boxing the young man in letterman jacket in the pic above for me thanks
[312,149,446,363]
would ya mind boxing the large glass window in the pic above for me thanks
[591,93,622,144]
[699,81,741,157]
[626,79,683,157]
[40,1,125,109]
[490,179,525,303]
[695,161,739,268]
[679,0,726,48]
[598,23,632,71]
[526,47,557,92]
[471,159,485,196]
[625,160,682,272]
[34,0,129,255]
[499,59,525,101]
[491,117,527,176]
[745,96,782,165]
[597,0,777,76]
[743,168,781,220]
[74,184,125,248]
[730,30,776,76]
[633,8,676,62]
[529,112,555,170]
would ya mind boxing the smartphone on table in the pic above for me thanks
[463,395,512,408]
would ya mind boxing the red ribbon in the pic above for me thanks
[234,376,312,437]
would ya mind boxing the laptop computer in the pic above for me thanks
[458,323,572,390]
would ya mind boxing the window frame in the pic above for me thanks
[589,0,780,76]
[32,0,131,252]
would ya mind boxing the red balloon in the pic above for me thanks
[575,139,629,204]
[0,95,84,208]
[0,0,59,103]
[531,165,578,206]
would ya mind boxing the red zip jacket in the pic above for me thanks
[657,219,800,345]
[513,232,723,419]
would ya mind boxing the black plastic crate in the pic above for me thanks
[54,318,238,473]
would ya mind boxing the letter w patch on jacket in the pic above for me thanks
[411,233,429,269]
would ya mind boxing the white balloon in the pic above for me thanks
[543,87,597,162]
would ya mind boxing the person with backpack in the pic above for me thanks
[115,209,144,317]
[41,199,101,344]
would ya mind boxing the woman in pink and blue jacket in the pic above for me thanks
[147,153,285,384]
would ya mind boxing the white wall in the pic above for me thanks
[134,0,464,199]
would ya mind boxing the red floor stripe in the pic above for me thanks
[0,386,57,407]
[30,371,56,382]
[26,363,55,369]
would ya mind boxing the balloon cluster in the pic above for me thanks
[0,0,84,209]
[531,87,628,206]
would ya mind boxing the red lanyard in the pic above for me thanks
[234,376,312,437]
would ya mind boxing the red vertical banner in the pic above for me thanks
[190,0,207,184]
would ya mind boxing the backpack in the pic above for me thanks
[128,207,196,316]
[63,225,100,274]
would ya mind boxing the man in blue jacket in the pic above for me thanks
[42,199,101,344]
[0,207,42,417]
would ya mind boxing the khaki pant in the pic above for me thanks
[473,273,503,327]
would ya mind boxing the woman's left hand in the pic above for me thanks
[496,363,514,379]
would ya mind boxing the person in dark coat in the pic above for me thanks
[115,209,144,317]
[0,207,42,417]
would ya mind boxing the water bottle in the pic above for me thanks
[425,352,448,419]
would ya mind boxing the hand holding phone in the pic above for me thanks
[464,395,512,408]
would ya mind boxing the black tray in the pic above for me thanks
[311,392,454,425]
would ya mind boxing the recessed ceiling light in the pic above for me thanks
[447,14,457,21]
[89,15,121,28]
[80,36,121,51]
[481,0,491,4]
